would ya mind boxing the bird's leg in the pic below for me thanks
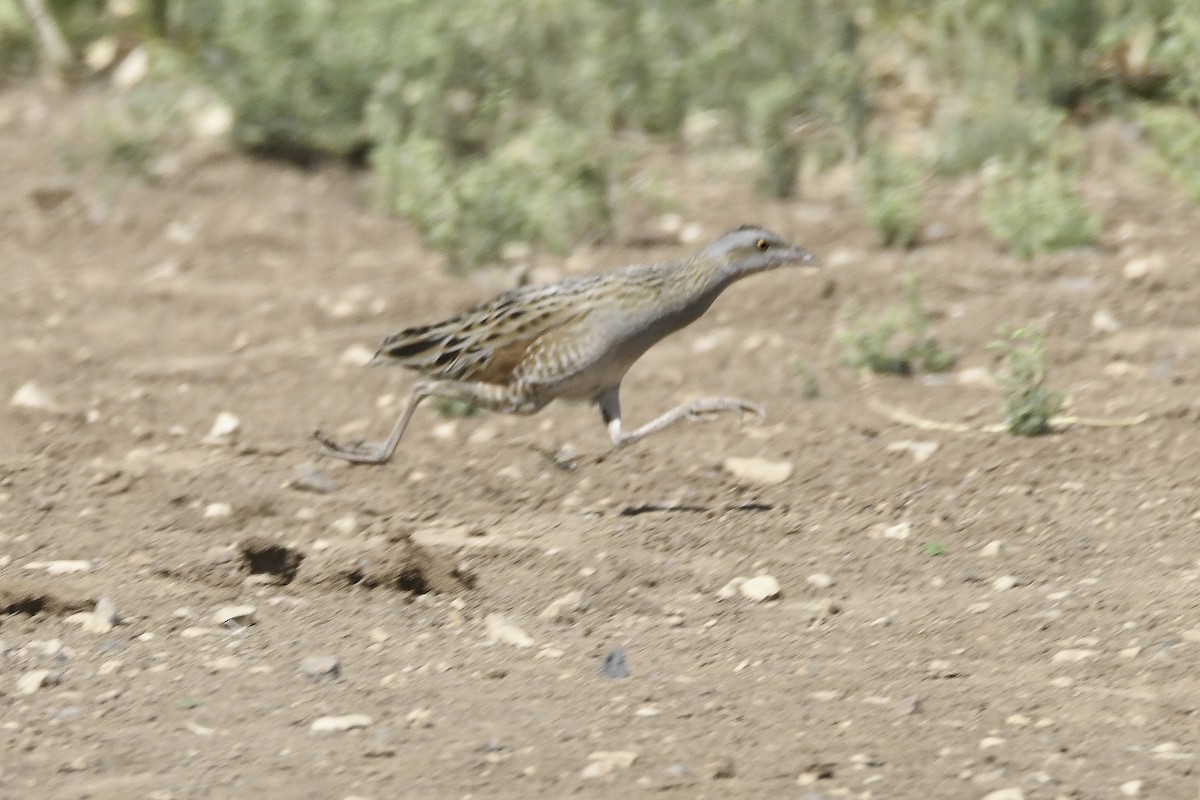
[315,379,529,465]
[598,387,765,448]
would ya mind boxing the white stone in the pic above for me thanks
[740,575,781,602]
[1091,308,1120,334]
[992,575,1019,591]
[981,790,1024,800]
[539,590,585,621]
[203,502,232,518]
[485,613,534,647]
[204,412,240,443]
[212,605,256,626]
[885,439,940,463]
[956,367,996,388]
[11,381,58,411]
[716,578,743,600]
[340,344,376,366]
[980,541,1002,557]
[22,559,92,575]
[17,669,57,695]
[979,736,1005,749]
[806,573,834,589]
[1119,780,1142,797]
[1122,253,1164,282]
[882,521,911,540]
[581,751,638,780]
[723,457,793,486]
[310,714,372,733]
[1051,648,1096,664]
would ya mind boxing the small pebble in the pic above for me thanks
[722,457,793,486]
[602,646,631,679]
[981,789,1024,800]
[405,707,433,728]
[212,605,256,627]
[203,411,240,443]
[1051,649,1096,664]
[94,597,119,627]
[740,575,781,602]
[992,575,1018,591]
[203,502,232,519]
[17,669,58,695]
[806,573,834,589]
[980,541,1002,557]
[485,614,534,647]
[704,756,736,779]
[1119,780,1142,797]
[340,344,376,366]
[310,714,372,733]
[539,590,585,621]
[581,751,638,780]
[11,381,59,411]
[288,463,335,494]
[300,655,341,681]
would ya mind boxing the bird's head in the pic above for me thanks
[703,225,817,280]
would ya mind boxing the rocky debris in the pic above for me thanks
[485,614,533,647]
[11,381,60,412]
[722,457,793,486]
[310,714,372,733]
[17,669,59,695]
[22,560,92,575]
[203,411,240,444]
[286,463,336,494]
[885,439,940,463]
[703,756,736,780]
[581,750,637,780]
[1051,649,1096,664]
[601,646,630,679]
[539,590,585,622]
[740,574,781,602]
[300,655,341,681]
[981,789,1024,800]
[806,573,834,589]
[212,605,256,627]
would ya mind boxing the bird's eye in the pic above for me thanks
[756,239,769,251]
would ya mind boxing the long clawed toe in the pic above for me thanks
[313,429,385,463]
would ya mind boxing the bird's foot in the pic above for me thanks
[313,429,390,464]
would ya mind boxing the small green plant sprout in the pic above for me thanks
[839,273,956,376]
[794,358,820,399]
[902,273,957,373]
[980,158,1100,259]
[861,142,924,248]
[921,541,949,557]
[989,326,1065,437]
[431,397,478,418]
[839,303,909,375]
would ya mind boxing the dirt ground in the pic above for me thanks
[1,82,1198,800]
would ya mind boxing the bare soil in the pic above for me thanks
[1,84,1198,800]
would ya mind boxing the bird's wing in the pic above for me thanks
[373,279,597,385]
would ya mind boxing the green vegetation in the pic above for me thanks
[9,1,1200,267]
[431,397,479,419]
[861,142,923,248]
[990,326,1065,436]
[921,542,949,557]
[840,273,956,376]
[980,159,1100,259]
[1139,105,1200,202]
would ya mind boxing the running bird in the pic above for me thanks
[316,225,818,464]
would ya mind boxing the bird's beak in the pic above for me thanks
[789,247,819,268]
